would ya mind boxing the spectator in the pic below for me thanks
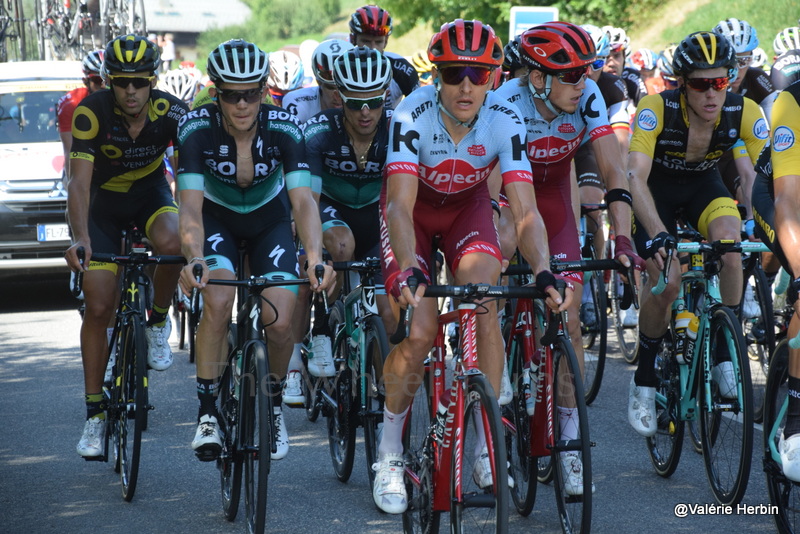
[159,33,176,72]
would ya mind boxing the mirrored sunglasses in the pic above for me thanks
[217,87,263,104]
[736,55,753,68]
[591,57,606,71]
[685,76,729,92]
[339,93,385,111]
[555,67,589,85]
[108,75,154,89]
[438,65,493,86]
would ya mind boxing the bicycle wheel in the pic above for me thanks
[219,325,242,521]
[362,316,389,490]
[582,272,607,405]
[647,333,684,477]
[327,355,356,482]
[240,342,271,534]
[698,306,752,506]
[116,317,147,501]
[402,368,439,534]
[687,419,703,454]
[129,0,146,35]
[763,340,800,533]
[503,321,537,516]
[743,267,775,424]
[611,269,640,364]
[550,336,591,534]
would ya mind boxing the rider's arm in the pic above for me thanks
[289,185,326,270]
[66,157,94,270]
[592,133,632,238]
[773,90,800,277]
[384,172,419,272]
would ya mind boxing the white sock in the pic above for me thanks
[288,343,303,373]
[378,406,409,458]
[472,403,487,457]
[559,407,578,442]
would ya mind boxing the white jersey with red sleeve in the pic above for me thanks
[494,77,613,184]
[385,85,532,205]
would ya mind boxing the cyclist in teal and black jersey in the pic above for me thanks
[64,34,188,458]
[177,40,335,462]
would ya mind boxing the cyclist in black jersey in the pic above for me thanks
[65,34,188,458]
[771,48,800,90]
[177,40,335,462]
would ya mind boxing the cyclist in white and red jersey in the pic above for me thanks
[372,19,565,514]
[494,22,642,400]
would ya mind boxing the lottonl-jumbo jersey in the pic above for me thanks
[385,85,532,205]
[304,107,391,208]
[770,83,800,180]
[630,89,768,174]
[70,88,187,192]
[493,77,614,184]
[176,104,311,214]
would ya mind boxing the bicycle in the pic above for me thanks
[647,237,755,506]
[0,0,27,62]
[204,268,310,534]
[36,0,96,61]
[606,228,642,364]
[73,231,185,502]
[322,258,389,491]
[171,286,200,363]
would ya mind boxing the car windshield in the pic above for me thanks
[0,90,62,144]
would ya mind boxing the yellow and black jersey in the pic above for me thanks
[771,82,800,180]
[70,88,188,193]
[630,88,768,175]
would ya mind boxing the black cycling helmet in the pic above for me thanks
[673,31,737,81]
[207,39,269,85]
[503,36,524,74]
[103,34,160,75]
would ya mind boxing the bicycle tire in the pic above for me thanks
[219,325,242,521]
[117,317,146,501]
[362,316,389,490]
[611,269,640,364]
[687,419,703,454]
[327,355,356,482]
[241,341,271,534]
[402,369,439,534]
[502,320,537,516]
[130,0,146,35]
[743,266,774,424]
[551,335,592,534]
[699,306,752,506]
[582,271,607,405]
[646,333,684,477]
[763,339,800,534]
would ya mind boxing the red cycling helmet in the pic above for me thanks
[427,19,504,67]
[519,21,596,72]
[349,5,392,39]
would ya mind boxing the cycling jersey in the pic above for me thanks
[304,107,391,206]
[176,103,311,214]
[595,71,630,130]
[57,86,89,133]
[70,88,188,193]
[771,50,800,91]
[736,67,774,106]
[283,86,323,125]
[384,52,419,110]
[621,67,647,105]
[191,84,275,110]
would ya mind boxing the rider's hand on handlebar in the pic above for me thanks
[65,241,91,272]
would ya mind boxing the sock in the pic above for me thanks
[197,378,219,419]
[86,393,105,420]
[786,376,800,438]
[472,403,487,457]
[378,406,409,458]
[147,304,169,327]
[634,332,665,387]
[559,406,578,442]
[288,343,303,373]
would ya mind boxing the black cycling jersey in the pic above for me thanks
[737,66,774,105]
[385,51,419,109]
[70,88,188,193]
[621,67,647,107]
[771,50,800,91]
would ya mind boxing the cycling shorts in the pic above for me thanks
[87,181,178,274]
[535,177,583,286]
[574,143,604,189]
[319,195,381,261]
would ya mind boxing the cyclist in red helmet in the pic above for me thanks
[348,4,419,108]
[373,19,564,514]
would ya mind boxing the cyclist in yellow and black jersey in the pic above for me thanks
[65,35,188,459]
[626,31,769,439]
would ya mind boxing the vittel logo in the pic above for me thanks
[637,109,657,131]
[773,126,795,152]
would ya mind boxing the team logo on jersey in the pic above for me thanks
[220,145,229,157]
[753,118,769,140]
[637,109,657,131]
[467,145,486,157]
[418,160,491,192]
[728,128,738,139]
[773,126,795,152]
[558,123,576,134]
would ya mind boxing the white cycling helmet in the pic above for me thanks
[158,69,199,103]
[267,50,305,92]
[333,46,392,93]
[604,25,630,55]
[658,44,677,77]
[207,39,268,85]
[751,47,768,68]
[630,48,658,71]
[82,50,104,76]
[774,27,800,56]
[713,18,759,53]
[582,24,611,57]
[312,39,354,85]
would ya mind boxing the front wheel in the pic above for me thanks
[241,342,271,534]
[646,332,684,477]
[450,374,508,534]
[611,268,640,364]
[219,325,242,521]
[581,271,607,405]
[362,316,388,490]
[699,306,752,506]
[116,318,147,501]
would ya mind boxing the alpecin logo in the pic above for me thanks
[467,144,486,157]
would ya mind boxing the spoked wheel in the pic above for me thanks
[698,306,752,506]
[116,319,147,501]
[551,337,592,534]
[241,342,271,534]
[763,339,800,534]
[742,267,775,424]
[327,361,356,482]
[402,369,439,534]
[362,317,388,490]
[647,334,684,477]
[611,269,640,364]
[687,419,703,454]
[129,0,146,35]
[581,272,607,405]
[450,374,508,534]
[219,325,242,521]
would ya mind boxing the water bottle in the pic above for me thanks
[674,310,696,364]
[683,314,699,364]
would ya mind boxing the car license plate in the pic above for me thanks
[37,223,71,242]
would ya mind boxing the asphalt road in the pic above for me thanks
[0,276,780,533]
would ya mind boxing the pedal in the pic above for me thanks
[82,455,105,462]
[194,448,221,462]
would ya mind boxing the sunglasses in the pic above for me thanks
[685,76,729,92]
[438,65,493,86]
[736,55,753,68]
[217,87,263,104]
[591,57,606,71]
[108,75,155,89]
[339,93,385,111]
[554,67,589,85]
[663,75,678,85]
[86,75,104,85]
